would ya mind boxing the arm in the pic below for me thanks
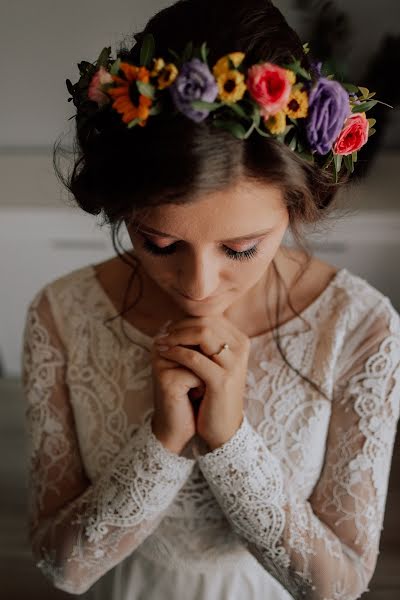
[21,288,195,595]
[196,297,400,599]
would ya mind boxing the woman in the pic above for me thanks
[21,0,400,598]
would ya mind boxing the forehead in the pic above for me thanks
[130,181,286,238]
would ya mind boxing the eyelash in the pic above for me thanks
[140,236,260,261]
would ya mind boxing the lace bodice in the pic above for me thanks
[21,263,400,599]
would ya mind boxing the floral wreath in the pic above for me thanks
[66,33,392,183]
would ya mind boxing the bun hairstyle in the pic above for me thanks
[54,0,351,401]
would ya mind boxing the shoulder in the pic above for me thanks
[284,247,399,338]
[25,263,99,346]
[333,267,399,332]
[327,267,400,385]
[27,263,96,311]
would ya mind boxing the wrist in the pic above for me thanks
[151,421,184,455]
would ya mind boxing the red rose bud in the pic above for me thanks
[333,112,370,156]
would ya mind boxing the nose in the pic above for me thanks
[178,252,219,300]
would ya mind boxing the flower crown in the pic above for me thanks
[66,33,392,183]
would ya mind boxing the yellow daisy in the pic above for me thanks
[285,69,296,85]
[149,58,178,90]
[265,110,287,135]
[213,52,246,78]
[157,63,179,90]
[150,57,166,77]
[216,70,247,103]
[284,88,309,119]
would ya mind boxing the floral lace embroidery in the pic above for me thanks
[21,267,400,599]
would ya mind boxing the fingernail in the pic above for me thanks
[154,332,169,339]
[158,345,170,351]
[162,319,173,329]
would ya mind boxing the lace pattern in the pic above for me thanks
[21,265,400,599]
[22,289,195,594]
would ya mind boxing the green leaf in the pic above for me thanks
[66,78,75,95]
[367,118,377,128]
[78,60,93,73]
[136,81,155,99]
[341,82,359,94]
[251,106,261,126]
[227,102,252,120]
[352,100,378,113]
[110,59,121,76]
[96,47,112,68]
[283,60,311,80]
[368,128,377,137]
[190,100,221,111]
[182,41,194,63]
[127,118,142,128]
[283,124,295,136]
[200,42,209,65]
[212,119,247,139]
[253,122,272,138]
[149,103,162,116]
[168,48,181,63]
[358,86,370,99]
[374,100,394,109]
[167,48,183,71]
[140,33,155,68]
[352,151,358,162]
[288,135,297,151]
[333,153,343,183]
[243,122,256,139]
[297,152,314,163]
[344,154,353,174]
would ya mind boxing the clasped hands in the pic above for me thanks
[154,315,251,450]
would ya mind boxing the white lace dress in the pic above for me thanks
[21,262,400,600]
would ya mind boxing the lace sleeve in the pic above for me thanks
[21,288,195,595]
[196,297,400,600]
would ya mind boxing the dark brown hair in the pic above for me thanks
[54,0,352,402]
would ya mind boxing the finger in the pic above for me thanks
[157,344,224,385]
[155,328,238,358]
[151,344,183,369]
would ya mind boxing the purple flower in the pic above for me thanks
[306,77,351,155]
[309,60,323,80]
[169,58,218,122]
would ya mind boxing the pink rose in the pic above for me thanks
[88,66,113,106]
[333,112,369,156]
[246,63,292,118]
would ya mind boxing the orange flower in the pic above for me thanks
[107,62,153,127]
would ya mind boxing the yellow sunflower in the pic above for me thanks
[284,88,309,119]
[107,62,153,126]
[265,110,287,135]
[157,63,179,90]
[285,69,297,85]
[150,57,165,77]
[149,58,178,90]
[212,52,246,78]
[216,70,247,103]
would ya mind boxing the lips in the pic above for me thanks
[179,291,217,302]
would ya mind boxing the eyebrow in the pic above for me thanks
[133,222,274,242]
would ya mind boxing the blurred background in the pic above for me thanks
[0,1,399,598]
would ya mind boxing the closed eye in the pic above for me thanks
[139,235,260,262]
